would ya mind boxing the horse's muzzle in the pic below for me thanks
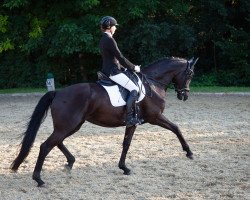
[177,90,189,101]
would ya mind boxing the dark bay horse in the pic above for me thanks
[11,57,198,186]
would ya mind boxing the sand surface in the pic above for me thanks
[0,93,249,200]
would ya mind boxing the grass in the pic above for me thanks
[0,88,47,94]
[190,86,250,93]
[167,86,250,93]
[0,86,249,94]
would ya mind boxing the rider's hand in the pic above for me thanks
[134,65,141,73]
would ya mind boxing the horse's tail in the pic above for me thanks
[11,91,56,171]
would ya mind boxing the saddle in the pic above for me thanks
[96,71,145,107]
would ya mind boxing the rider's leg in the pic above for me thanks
[125,90,139,127]
[109,73,139,92]
[109,73,140,127]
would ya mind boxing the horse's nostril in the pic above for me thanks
[183,91,189,101]
[177,93,183,100]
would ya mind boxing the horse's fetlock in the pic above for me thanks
[68,157,75,165]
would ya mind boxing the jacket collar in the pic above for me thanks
[104,31,112,38]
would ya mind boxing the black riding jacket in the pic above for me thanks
[99,32,135,76]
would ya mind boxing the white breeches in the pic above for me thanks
[109,73,139,92]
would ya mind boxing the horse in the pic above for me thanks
[11,57,199,187]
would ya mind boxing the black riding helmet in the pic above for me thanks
[100,16,118,29]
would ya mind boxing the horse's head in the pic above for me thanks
[173,57,198,101]
[142,57,199,100]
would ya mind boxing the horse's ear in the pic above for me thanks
[189,57,194,63]
[189,57,199,70]
[191,57,199,70]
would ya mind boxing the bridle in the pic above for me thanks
[137,58,197,99]
[175,65,194,94]
[138,64,194,98]
[174,59,197,101]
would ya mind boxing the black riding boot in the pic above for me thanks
[126,90,140,127]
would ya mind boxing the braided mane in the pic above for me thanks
[145,57,186,68]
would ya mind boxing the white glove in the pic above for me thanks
[134,65,141,73]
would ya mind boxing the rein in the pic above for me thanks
[133,58,196,98]
[146,75,168,88]
[139,73,168,98]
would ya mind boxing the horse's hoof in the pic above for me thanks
[123,171,131,175]
[186,153,194,160]
[64,164,72,172]
[10,168,17,173]
[124,171,131,175]
[123,168,131,175]
[118,163,131,175]
[37,180,45,187]
[33,173,45,187]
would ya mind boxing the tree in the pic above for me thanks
[0,0,249,88]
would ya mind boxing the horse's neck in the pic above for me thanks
[142,63,175,88]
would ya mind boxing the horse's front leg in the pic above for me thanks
[118,126,137,175]
[152,114,193,159]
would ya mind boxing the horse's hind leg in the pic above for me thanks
[57,142,75,170]
[152,114,193,159]
[32,131,64,187]
[118,126,137,175]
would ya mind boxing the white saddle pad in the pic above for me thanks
[102,81,145,107]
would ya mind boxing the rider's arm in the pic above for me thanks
[108,37,136,71]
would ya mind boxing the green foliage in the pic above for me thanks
[126,0,159,18]
[0,15,8,33]
[121,22,195,65]
[216,26,249,67]
[47,22,94,56]
[0,0,249,88]
[75,0,100,11]
[164,0,190,19]
[0,38,14,53]
[192,73,219,87]
[3,0,29,9]
[29,18,48,38]
[0,15,14,53]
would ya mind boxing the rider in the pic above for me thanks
[99,16,141,127]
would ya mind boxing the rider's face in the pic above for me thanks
[110,26,117,35]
